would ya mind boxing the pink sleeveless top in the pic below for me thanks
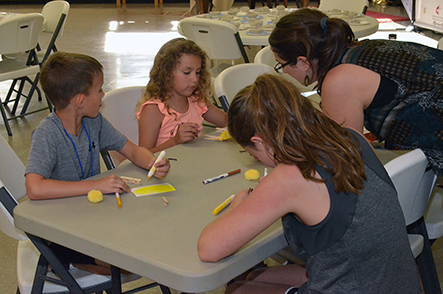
[137,96,208,146]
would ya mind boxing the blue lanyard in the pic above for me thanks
[64,121,93,180]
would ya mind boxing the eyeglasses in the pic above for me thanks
[274,61,293,73]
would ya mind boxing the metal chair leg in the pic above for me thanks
[0,101,12,136]
[408,217,442,294]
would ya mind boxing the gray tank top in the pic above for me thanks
[282,130,420,293]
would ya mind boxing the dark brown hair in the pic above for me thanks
[40,52,103,110]
[269,8,355,91]
[228,74,366,194]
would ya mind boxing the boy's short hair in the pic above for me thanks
[40,52,103,110]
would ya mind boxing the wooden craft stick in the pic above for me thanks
[121,176,141,185]
[162,196,169,206]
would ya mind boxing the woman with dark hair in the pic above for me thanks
[269,8,443,174]
[197,74,420,294]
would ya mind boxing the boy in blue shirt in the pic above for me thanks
[25,52,170,274]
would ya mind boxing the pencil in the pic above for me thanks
[116,192,122,208]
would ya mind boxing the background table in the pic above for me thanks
[14,132,287,293]
[197,8,379,46]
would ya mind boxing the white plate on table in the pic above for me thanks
[348,20,369,26]
[246,30,270,36]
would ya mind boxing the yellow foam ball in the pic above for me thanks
[87,190,103,203]
[245,169,260,181]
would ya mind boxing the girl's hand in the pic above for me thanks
[151,158,170,178]
[94,175,131,194]
[228,188,252,211]
[174,123,199,144]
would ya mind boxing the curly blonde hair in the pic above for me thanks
[136,38,212,113]
[228,74,366,194]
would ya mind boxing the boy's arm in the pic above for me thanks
[26,173,131,200]
[117,141,170,178]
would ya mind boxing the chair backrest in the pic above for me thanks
[254,45,276,68]
[41,0,70,35]
[384,149,438,226]
[0,13,44,55]
[319,0,369,14]
[101,86,145,145]
[178,17,249,62]
[214,63,274,111]
[0,135,28,241]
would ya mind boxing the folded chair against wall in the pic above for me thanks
[178,18,249,77]
[0,135,170,294]
[384,149,440,294]
[214,63,273,112]
[0,13,46,136]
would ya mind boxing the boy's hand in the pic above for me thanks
[174,123,199,144]
[149,157,170,178]
[94,175,131,194]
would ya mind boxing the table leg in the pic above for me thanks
[116,0,121,7]
[111,265,123,294]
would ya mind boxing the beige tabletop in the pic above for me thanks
[13,128,404,292]
[14,131,287,293]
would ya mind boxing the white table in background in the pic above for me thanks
[198,8,379,46]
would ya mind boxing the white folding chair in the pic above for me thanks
[100,86,144,168]
[214,63,273,112]
[0,13,48,136]
[38,0,70,63]
[178,17,249,77]
[319,0,369,14]
[254,45,276,68]
[0,135,150,294]
[384,149,440,294]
